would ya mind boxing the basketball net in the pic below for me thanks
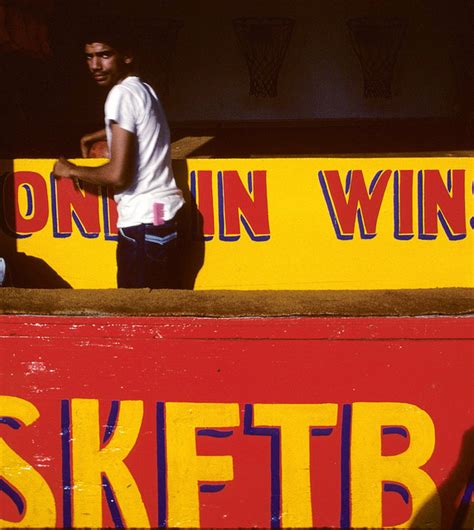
[233,17,294,98]
[348,16,407,98]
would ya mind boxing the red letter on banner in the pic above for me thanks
[219,170,270,241]
[394,170,414,239]
[3,172,49,236]
[196,170,215,238]
[53,178,100,238]
[319,169,391,239]
[102,186,118,239]
[421,169,466,240]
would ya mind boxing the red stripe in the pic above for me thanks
[0,315,472,340]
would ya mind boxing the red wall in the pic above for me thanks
[0,316,472,528]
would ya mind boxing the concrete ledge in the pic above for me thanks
[0,288,472,317]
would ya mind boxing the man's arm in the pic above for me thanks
[53,123,135,189]
[80,129,106,157]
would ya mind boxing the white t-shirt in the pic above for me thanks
[104,76,184,228]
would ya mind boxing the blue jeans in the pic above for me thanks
[117,219,179,288]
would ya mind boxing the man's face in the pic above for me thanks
[84,42,131,88]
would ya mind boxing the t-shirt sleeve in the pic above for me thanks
[104,86,137,134]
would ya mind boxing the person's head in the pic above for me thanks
[83,25,135,89]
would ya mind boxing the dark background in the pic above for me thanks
[0,0,472,158]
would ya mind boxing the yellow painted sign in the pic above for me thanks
[1,157,472,289]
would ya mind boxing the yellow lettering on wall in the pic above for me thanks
[351,402,440,528]
[253,403,338,527]
[70,399,150,528]
[0,396,56,528]
[165,402,239,527]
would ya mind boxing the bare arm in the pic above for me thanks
[53,123,135,189]
[80,129,106,158]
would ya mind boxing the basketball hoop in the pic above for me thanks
[233,17,294,98]
[348,16,407,98]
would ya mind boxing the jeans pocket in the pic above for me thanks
[119,228,138,245]
[144,225,178,262]
[117,228,139,288]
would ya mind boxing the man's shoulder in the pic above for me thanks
[105,77,144,108]
[120,76,153,96]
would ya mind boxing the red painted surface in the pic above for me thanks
[0,316,473,528]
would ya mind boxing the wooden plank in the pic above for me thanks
[1,287,473,317]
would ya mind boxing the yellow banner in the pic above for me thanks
[1,157,472,289]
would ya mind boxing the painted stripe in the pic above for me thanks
[0,417,21,429]
[197,429,234,438]
[200,484,226,493]
[145,232,177,245]
[0,479,24,515]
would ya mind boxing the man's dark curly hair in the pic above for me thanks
[82,18,135,55]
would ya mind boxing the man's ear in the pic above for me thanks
[124,55,134,65]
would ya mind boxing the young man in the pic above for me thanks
[53,31,184,288]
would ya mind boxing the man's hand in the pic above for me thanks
[80,129,106,157]
[80,135,92,158]
[51,124,134,188]
[53,157,77,179]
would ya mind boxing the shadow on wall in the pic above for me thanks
[173,160,205,290]
[0,161,72,288]
[410,427,473,529]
